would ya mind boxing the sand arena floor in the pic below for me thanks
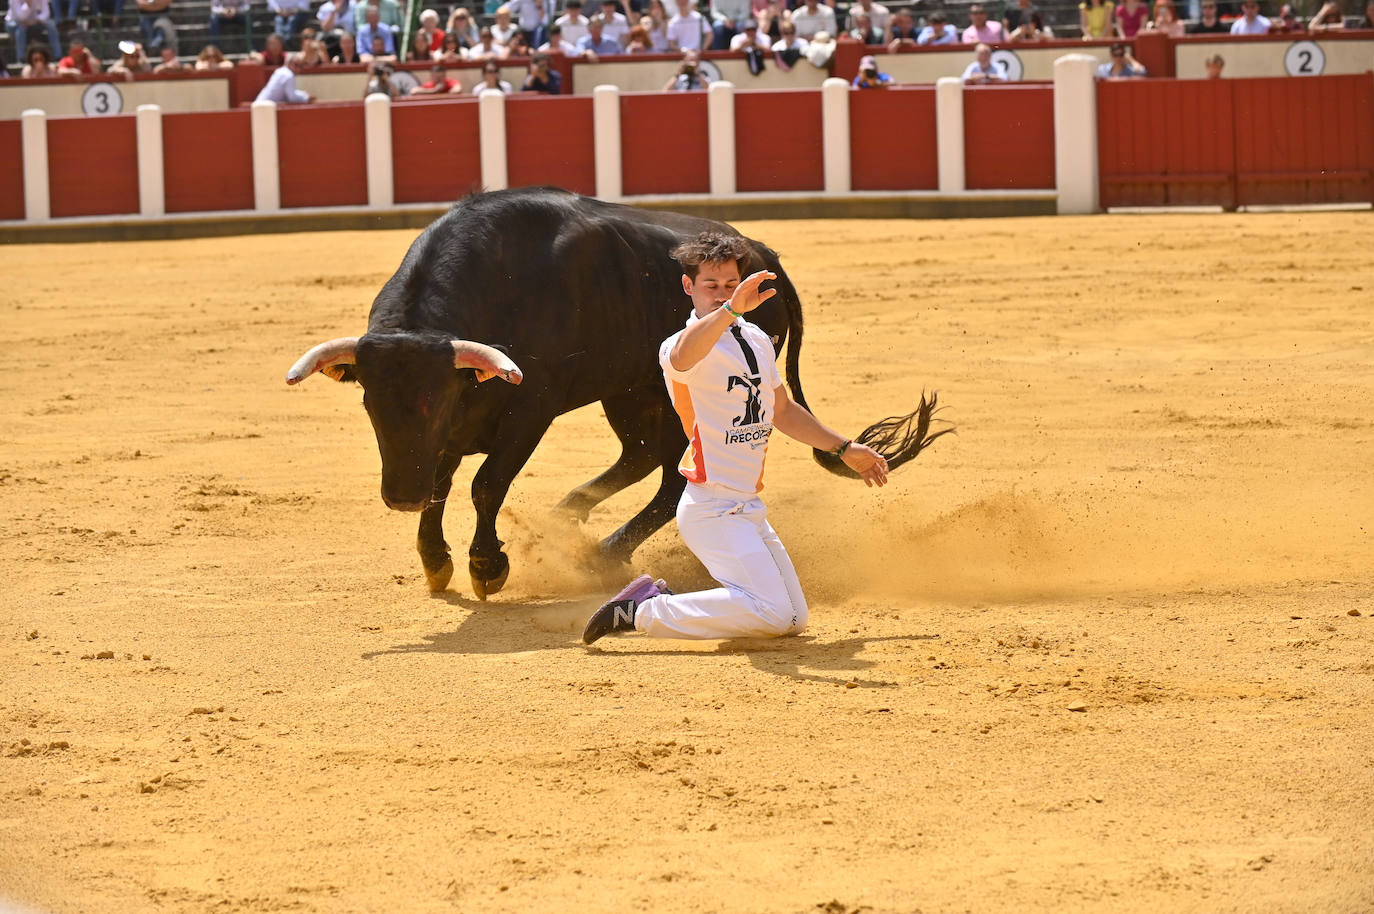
[1,212,1372,914]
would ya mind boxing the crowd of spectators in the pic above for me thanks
[3,0,1374,82]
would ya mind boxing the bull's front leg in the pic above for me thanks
[416,449,464,593]
[467,410,555,600]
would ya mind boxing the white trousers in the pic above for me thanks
[635,484,809,639]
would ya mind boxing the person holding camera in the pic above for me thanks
[663,48,706,89]
[521,51,562,93]
[851,53,892,87]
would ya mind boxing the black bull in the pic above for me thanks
[286,187,949,598]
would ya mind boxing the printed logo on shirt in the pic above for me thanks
[724,373,771,449]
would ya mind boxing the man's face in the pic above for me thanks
[682,260,742,316]
[1242,0,1258,17]
[971,7,987,23]
[588,18,603,35]
[365,6,379,24]
[70,41,86,58]
[161,47,176,61]
[1110,46,1124,64]
[1201,1,1216,16]
[977,45,991,65]
[371,36,384,52]
[601,2,616,16]
[1205,58,1223,76]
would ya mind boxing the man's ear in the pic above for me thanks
[681,273,693,296]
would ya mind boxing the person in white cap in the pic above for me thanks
[108,39,152,77]
[852,52,892,86]
[582,232,889,645]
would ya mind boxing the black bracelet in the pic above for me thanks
[830,439,851,458]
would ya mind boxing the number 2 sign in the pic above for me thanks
[1284,40,1325,77]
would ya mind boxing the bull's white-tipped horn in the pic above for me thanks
[452,341,523,385]
[285,337,359,385]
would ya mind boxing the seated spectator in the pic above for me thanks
[1308,0,1345,29]
[522,49,562,91]
[472,59,512,92]
[666,0,708,50]
[598,0,630,43]
[196,42,233,67]
[435,31,466,61]
[469,26,507,59]
[1009,10,1051,38]
[251,32,289,65]
[553,0,591,46]
[1097,41,1145,77]
[109,39,152,77]
[511,0,547,46]
[364,59,398,94]
[887,8,919,49]
[270,0,312,45]
[730,17,769,49]
[851,53,892,87]
[317,0,354,34]
[4,0,63,66]
[1115,0,1148,37]
[406,28,432,60]
[790,0,837,40]
[771,20,807,69]
[962,42,1006,83]
[847,11,881,43]
[256,51,316,101]
[849,0,891,37]
[663,47,707,88]
[625,23,654,50]
[1003,0,1038,34]
[334,31,360,61]
[640,0,671,50]
[209,0,250,50]
[492,5,519,44]
[447,7,479,46]
[709,0,749,50]
[1143,0,1183,35]
[152,44,183,70]
[1205,53,1224,77]
[507,30,532,56]
[917,11,958,44]
[21,44,60,77]
[1230,0,1271,33]
[752,0,781,40]
[58,35,103,74]
[538,22,580,53]
[362,33,397,62]
[577,14,622,56]
[299,30,330,64]
[416,9,445,51]
[1079,0,1115,38]
[1361,0,1374,27]
[136,0,176,53]
[411,60,459,91]
[1186,0,1227,31]
[962,4,1005,42]
[1269,3,1303,31]
[355,5,396,57]
[359,0,402,30]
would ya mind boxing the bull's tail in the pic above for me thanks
[774,268,953,479]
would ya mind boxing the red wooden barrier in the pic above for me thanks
[163,110,255,213]
[505,94,596,195]
[1098,79,1236,207]
[47,115,139,218]
[391,98,483,204]
[278,104,367,208]
[963,84,1055,190]
[620,91,709,196]
[734,89,824,193]
[849,86,938,191]
[1232,74,1374,206]
[0,120,23,221]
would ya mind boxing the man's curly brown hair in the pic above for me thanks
[670,232,754,279]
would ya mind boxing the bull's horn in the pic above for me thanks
[285,337,359,385]
[452,341,523,385]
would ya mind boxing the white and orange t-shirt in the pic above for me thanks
[659,314,784,496]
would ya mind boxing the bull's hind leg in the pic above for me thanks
[556,389,669,523]
[416,449,464,593]
[597,399,690,565]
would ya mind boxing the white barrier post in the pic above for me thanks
[821,77,850,194]
[707,80,736,197]
[20,109,50,222]
[935,77,964,194]
[1054,54,1101,214]
[135,104,165,217]
[250,99,280,212]
[593,84,622,201]
[479,88,508,191]
[364,92,394,209]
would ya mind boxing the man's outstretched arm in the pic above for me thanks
[772,387,889,487]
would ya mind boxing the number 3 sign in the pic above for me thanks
[1284,40,1325,77]
[81,82,125,116]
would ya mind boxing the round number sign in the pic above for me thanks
[81,82,124,116]
[990,49,1024,82]
[1284,40,1325,77]
[699,59,723,84]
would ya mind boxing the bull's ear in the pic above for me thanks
[323,364,360,384]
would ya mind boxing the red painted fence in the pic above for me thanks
[48,115,140,218]
[849,86,938,192]
[0,120,24,221]
[964,84,1056,190]
[164,110,255,213]
[1099,74,1374,208]
[621,91,710,196]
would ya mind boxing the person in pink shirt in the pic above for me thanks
[1114,0,1148,38]
[961,4,1005,43]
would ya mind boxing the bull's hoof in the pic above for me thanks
[424,557,454,593]
[468,552,510,601]
[554,494,592,525]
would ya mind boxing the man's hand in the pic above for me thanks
[842,442,889,487]
[725,270,776,315]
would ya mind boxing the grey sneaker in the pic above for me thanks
[582,574,672,644]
